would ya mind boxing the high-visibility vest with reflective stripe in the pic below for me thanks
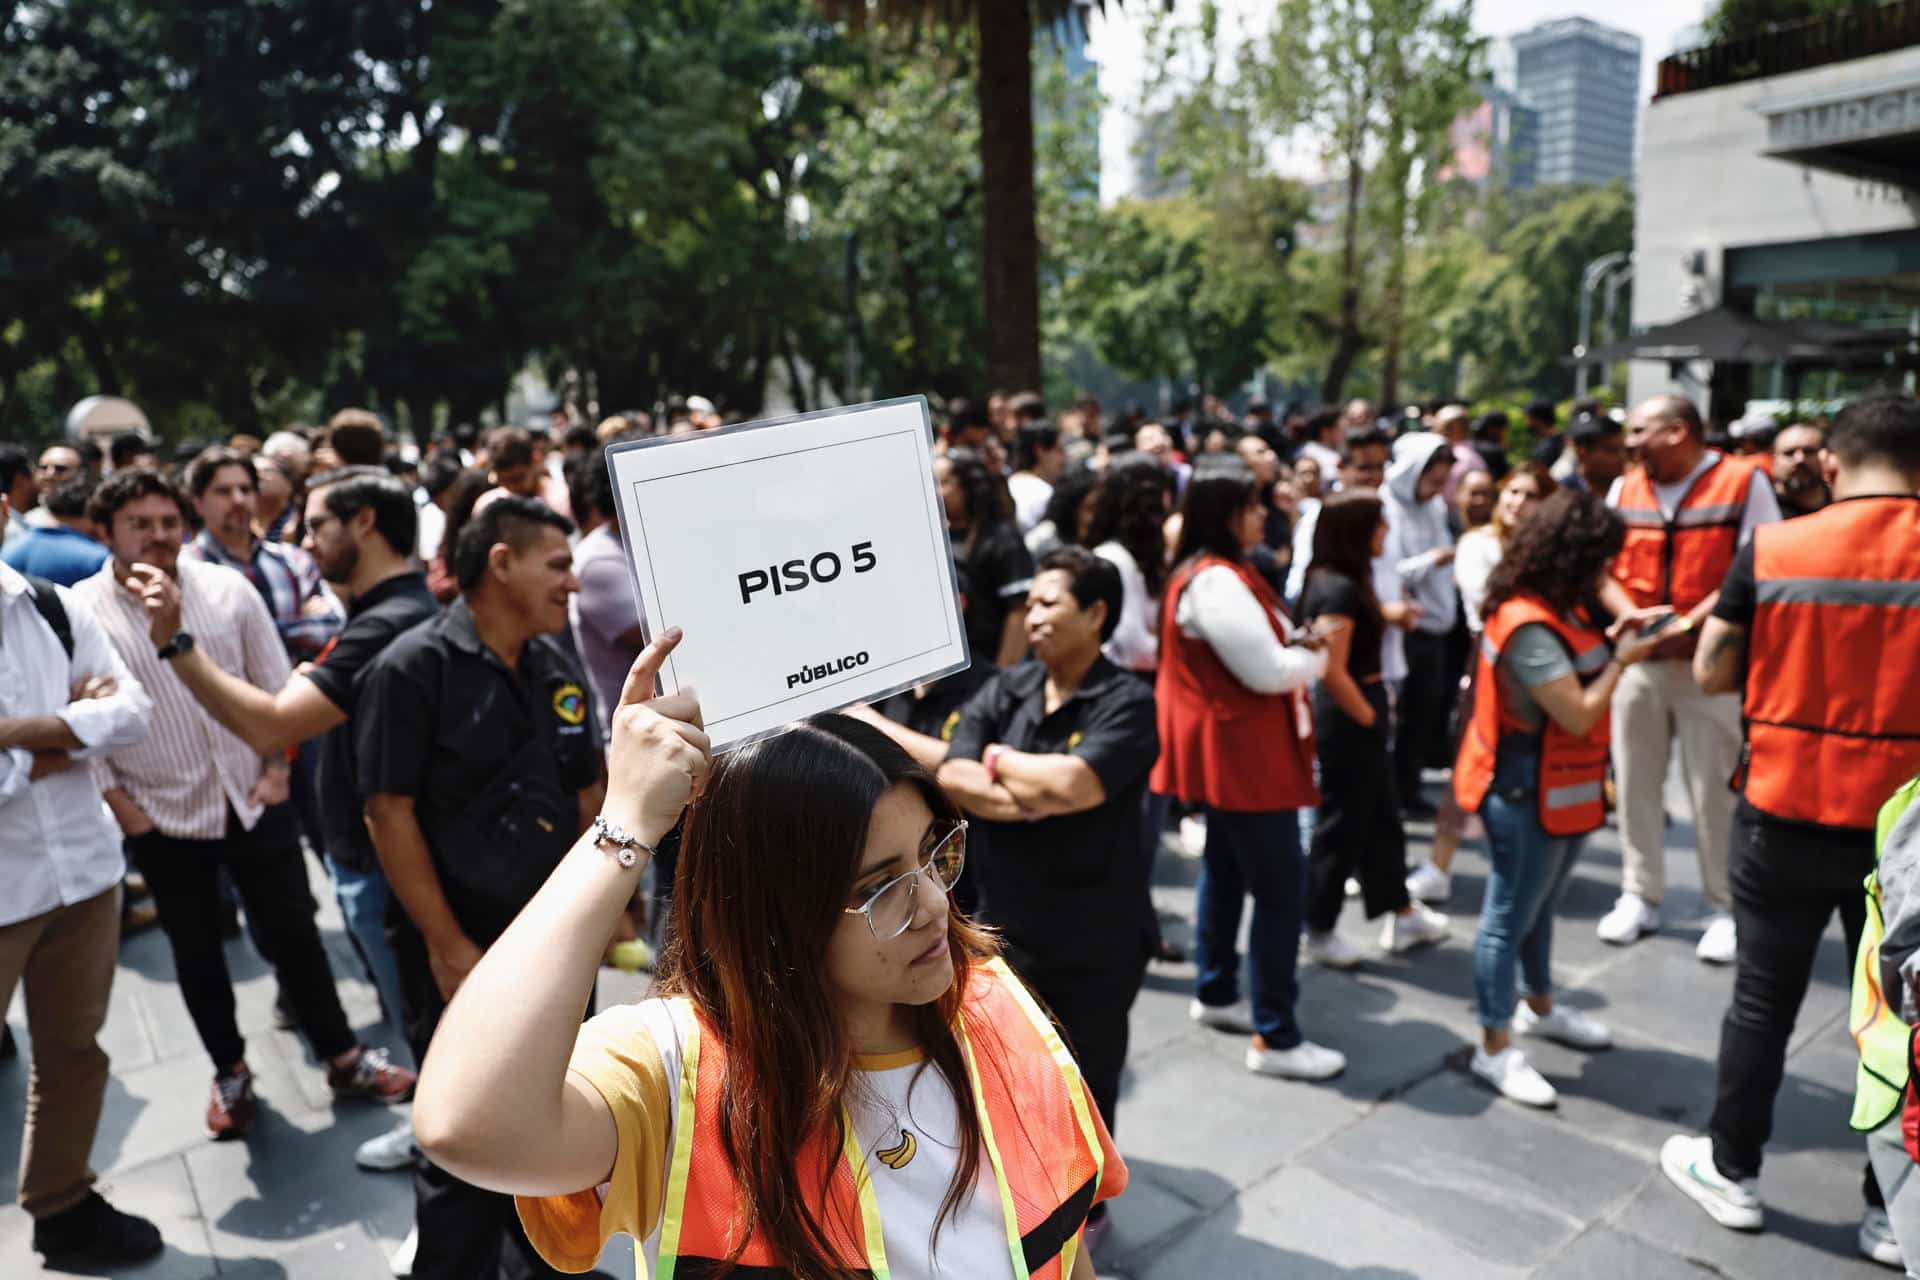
[1850,776,1920,1134]
[1610,455,1759,613]
[653,956,1113,1280]
[1741,496,1920,830]
[1453,594,1613,836]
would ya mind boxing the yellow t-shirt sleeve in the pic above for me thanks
[516,1003,674,1272]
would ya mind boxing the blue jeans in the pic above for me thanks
[330,857,414,1069]
[1472,747,1586,1030]
[1193,807,1305,1049]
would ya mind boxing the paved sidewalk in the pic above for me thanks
[1,775,1889,1278]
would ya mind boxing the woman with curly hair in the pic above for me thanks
[1454,489,1669,1109]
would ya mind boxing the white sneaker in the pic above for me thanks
[1470,1046,1558,1108]
[1247,1039,1346,1081]
[1860,1207,1904,1268]
[1189,999,1254,1033]
[1660,1134,1763,1231]
[1597,893,1661,945]
[356,1118,415,1171]
[1696,913,1737,966]
[390,1223,419,1277]
[1303,930,1363,970]
[1381,903,1450,954]
[1406,861,1452,904]
[1513,1002,1613,1051]
[1177,815,1207,859]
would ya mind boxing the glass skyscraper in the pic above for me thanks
[1511,17,1642,188]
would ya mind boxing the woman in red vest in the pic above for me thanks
[1153,468,1346,1081]
[1456,491,1668,1108]
[409,630,1124,1279]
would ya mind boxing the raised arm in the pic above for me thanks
[412,629,710,1197]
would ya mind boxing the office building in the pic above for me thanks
[1512,17,1642,187]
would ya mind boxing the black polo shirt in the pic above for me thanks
[304,571,440,872]
[947,656,1159,974]
[355,597,603,938]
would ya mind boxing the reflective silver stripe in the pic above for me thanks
[1756,577,1920,608]
[1572,642,1612,675]
[1480,637,1501,665]
[1672,503,1744,528]
[1619,509,1666,528]
[1545,781,1603,811]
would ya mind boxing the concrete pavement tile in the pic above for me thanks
[0,1155,218,1280]
[1099,1160,1208,1270]
[1533,1223,1712,1278]
[1133,1164,1525,1280]
[1292,971,1468,1104]
[215,1222,392,1278]
[1302,1071,1648,1267]
[1567,934,1737,1060]
[1614,1145,1884,1278]
[184,1105,412,1259]
[1127,975,1201,1063]
[82,1034,309,1178]
[1111,1037,1357,1209]
[1513,1032,1716,1156]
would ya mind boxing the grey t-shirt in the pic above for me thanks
[570,524,645,737]
[1495,622,1578,734]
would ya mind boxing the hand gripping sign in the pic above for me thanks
[606,397,970,751]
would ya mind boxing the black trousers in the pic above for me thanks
[1710,799,1875,1184]
[1013,951,1148,1138]
[131,803,355,1071]
[1394,628,1454,808]
[391,908,592,1280]
[1307,684,1409,931]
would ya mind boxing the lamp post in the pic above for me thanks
[1574,250,1631,397]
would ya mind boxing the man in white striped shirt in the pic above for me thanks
[0,491,164,1269]
[73,468,414,1142]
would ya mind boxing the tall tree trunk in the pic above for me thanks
[1320,139,1366,403]
[976,0,1042,394]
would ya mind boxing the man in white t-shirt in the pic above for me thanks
[1596,395,1781,965]
[1006,422,1064,534]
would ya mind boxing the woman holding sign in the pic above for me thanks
[411,630,1123,1279]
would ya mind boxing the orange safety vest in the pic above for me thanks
[1739,495,1920,831]
[654,956,1118,1279]
[1611,454,1760,613]
[1453,594,1613,836]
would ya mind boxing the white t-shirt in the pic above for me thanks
[1094,540,1158,672]
[523,998,1017,1278]
[1453,526,1503,633]
[1604,451,1782,546]
[1007,472,1054,534]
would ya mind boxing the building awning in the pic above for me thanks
[1583,307,1915,369]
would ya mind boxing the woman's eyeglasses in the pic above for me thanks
[844,822,968,941]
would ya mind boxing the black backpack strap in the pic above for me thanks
[25,576,75,661]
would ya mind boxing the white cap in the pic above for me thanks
[685,395,717,416]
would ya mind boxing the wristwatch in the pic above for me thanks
[157,632,196,661]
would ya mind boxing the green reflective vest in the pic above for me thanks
[1852,775,1920,1133]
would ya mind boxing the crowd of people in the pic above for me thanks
[0,383,1916,1278]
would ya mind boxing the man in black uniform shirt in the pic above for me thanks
[899,548,1159,1145]
[358,496,605,1280]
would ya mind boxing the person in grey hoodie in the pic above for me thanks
[1382,432,1459,816]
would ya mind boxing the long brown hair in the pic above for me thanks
[658,714,1000,1278]
[1307,489,1384,626]
[1490,466,1556,543]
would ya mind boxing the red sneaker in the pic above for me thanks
[328,1045,416,1103]
[208,1063,257,1140]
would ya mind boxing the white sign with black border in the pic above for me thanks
[605,396,970,752]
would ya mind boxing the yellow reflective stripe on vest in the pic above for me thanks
[955,1012,1030,1280]
[654,998,704,1280]
[985,958,1106,1279]
[837,1112,892,1279]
